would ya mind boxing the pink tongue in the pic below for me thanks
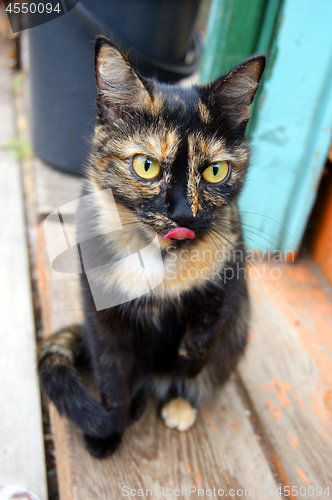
[164,227,195,240]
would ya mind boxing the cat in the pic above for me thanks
[38,36,265,458]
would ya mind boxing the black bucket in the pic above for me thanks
[29,0,203,174]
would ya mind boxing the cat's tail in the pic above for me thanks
[38,326,116,441]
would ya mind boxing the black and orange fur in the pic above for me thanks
[38,37,265,458]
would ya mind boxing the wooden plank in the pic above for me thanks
[238,0,332,253]
[36,211,281,499]
[312,169,332,287]
[0,44,47,500]
[238,260,332,491]
[34,158,83,218]
[57,379,279,499]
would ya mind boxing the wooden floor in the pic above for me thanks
[0,41,47,500]
[4,29,332,500]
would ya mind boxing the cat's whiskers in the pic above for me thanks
[211,221,296,301]
[208,225,272,299]
[223,209,307,253]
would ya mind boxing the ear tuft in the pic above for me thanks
[207,55,266,126]
[221,55,266,103]
[95,37,150,121]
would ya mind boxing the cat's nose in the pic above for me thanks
[171,214,196,228]
[169,205,196,228]
[168,191,196,228]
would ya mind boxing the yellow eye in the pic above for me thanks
[202,161,229,183]
[132,154,161,180]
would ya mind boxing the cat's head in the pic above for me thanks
[89,36,265,249]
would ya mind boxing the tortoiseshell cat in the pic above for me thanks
[38,37,265,458]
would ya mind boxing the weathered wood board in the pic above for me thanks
[312,168,332,287]
[34,158,83,219]
[0,44,47,500]
[239,261,332,493]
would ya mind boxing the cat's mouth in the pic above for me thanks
[160,227,196,240]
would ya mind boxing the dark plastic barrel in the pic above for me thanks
[29,0,202,174]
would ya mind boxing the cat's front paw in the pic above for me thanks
[84,432,122,458]
[161,398,197,432]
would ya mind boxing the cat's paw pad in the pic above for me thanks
[161,398,197,432]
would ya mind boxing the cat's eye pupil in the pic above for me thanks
[144,158,151,172]
[132,154,161,180]
[202,160,229,184]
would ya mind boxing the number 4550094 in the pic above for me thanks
[6,3,61,14]
[277,485,330,496]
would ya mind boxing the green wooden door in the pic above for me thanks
[200,0,332,255]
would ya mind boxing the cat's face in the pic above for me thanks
[89,37,265,250]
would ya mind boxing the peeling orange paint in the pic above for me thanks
[309,387,332,433]
[323,390,332,413]
[195,471,201,488]
[293,389,306,411]
[271,453,296,500]
[290,433,298,449]
[266,399,282,419]
[251,262,332,435]
[312,165,332,286]
[203,409,216,434]
[231,422,240,429]
[319,429,331,442]
[296,467,311,486]
[268,379,292,407]
[255,435,261,441]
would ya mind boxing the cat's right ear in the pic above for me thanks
[202,55,266,129]
[95,37,150,122]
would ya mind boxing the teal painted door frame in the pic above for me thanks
[201,0,332,254]
[199,0,270,82]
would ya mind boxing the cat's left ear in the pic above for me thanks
[203,55,266,127]
[95,36,151,122]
